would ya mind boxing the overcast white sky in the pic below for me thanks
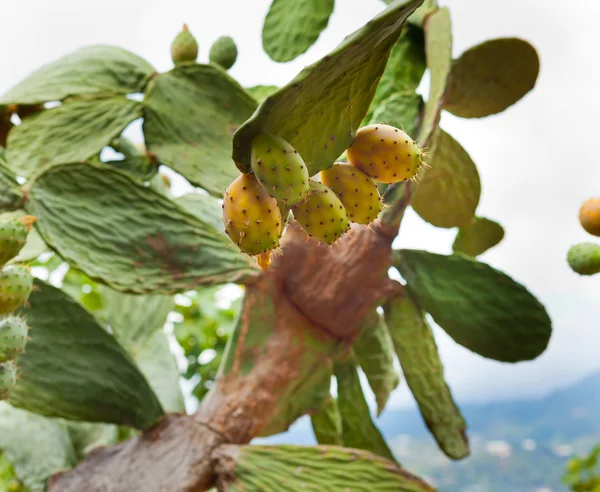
[1,0,599,409]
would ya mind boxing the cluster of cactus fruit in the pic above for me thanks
[567,198,600,276]
[222,125,425,267]
[0,216,35,400]
[171,24,238,70]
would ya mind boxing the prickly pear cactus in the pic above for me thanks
[567,243,600,276]
[171,25,199,65]
[209,36,238,70]
[0,361,17,399]
[0,316,28,363]
[0,266,33,315]
[0,216,36,267]
[579,198,600,237]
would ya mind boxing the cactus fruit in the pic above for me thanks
[0,265,33,314]
[346,124,425,183]
[292,181,350,244]
[0,316,28,363]
[0,215,36,267]
[0,360,17,399]
[320,163,382,225]
[222,173,283,256]
[209,36,238,70]
[171,24,199,65]
[567,242,600,276]
[579,198,600,237]
[250,133,310,205]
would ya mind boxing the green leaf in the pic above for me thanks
[262,0,335,63]
[0,159,22,212]
[0,403,77,492]
[310,395,343,445]
[0,46,154,105]
[175,192,223,232]
[233,0,424,176]
[10,280,165,429]
[354,311,400,416]
[419,7,451,146]
[106,137,157,181]
[370,91,422,137]
[213,444,434,491]
[334,355,395,462]
[453,217,505,257]
[395,249,552,362]
[25,162,258,294]
[444,38,540,118]
[143,64,257,196]
[6,96,142,177]
[385,292,468,459]
[246,85,279,103]
[412,129,481,228]
[407,0,438,26]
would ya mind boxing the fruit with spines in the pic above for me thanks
[346,124,424,183]
[209,36,238,70]
[579,198,600,237]
[251,133,309,205]
[171,24,199,65]
[0,316,28,363]
[222,173,283,256]
[292,181,350,244]
[0,265,33,314]
[567,242,600,276]
[0,360,17,399]
[320,163,382,225]
[0,215,36,267]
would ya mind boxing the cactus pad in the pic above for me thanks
[0,216,35,267]
[223,174,283,256]
[453,217,504,257]
[579,198,600,237]
[170,25,198,65]
[0,361,17,399]
[209,36,238,70]
[0,266,33,315]
[292,181,350,244]
[347,124,424,184]
[250,133,310,205]
[567,243,600,276]
[320,163,382,225]
[0,317,28,363]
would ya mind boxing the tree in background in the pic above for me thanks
[564,446,600,492]
[0,0,551,490]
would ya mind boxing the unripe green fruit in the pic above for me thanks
[209,36,238,70]
[0,316,28,363]
[0,215,36,267]
[579,198,600,237]
[346,124,424,183]
[292,181,350,245]
[223,173,283,256]
[251,133,310,205]
[0,361,17,399]
[567,242,600,276]
[320,163,382,225]
[171,24,198,65]
[0,265,33,314]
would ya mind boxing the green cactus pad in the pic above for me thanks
[292,181,350,244]
[444,38,540,118]
[310,395,343,445]
[354,311,400,416]
[250,133,310,205]
[143,63,257,196]
[0,316,28,363]
[223,173,283,256]
[213,444,435,491]
[9,280,164,428]
[262,0,335,63]
[453,216,505,257]
[209,36,238,70]
[395,249,552,362]
[6,96,142,177]
[0,161,22,212]
[0,265,33,315]
[335,356,396,461]
[0,216,35,267]
[26,162,258,294]
[370,91,423,137]
[170,25,199,65]
[246,85,279,103]
[412,129,481,228]
[0,361,17,399]
[0,46,154,106]
[233,0,423,176]
[419,7,452,146]
[176,193,223,232]
[385,292,468,459]
[567,243,600,276]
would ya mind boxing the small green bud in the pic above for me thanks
[171,24,198,65]
[209,36,238,70]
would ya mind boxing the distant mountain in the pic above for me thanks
[258,370,600,492]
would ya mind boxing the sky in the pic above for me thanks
[1,0,599,409]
